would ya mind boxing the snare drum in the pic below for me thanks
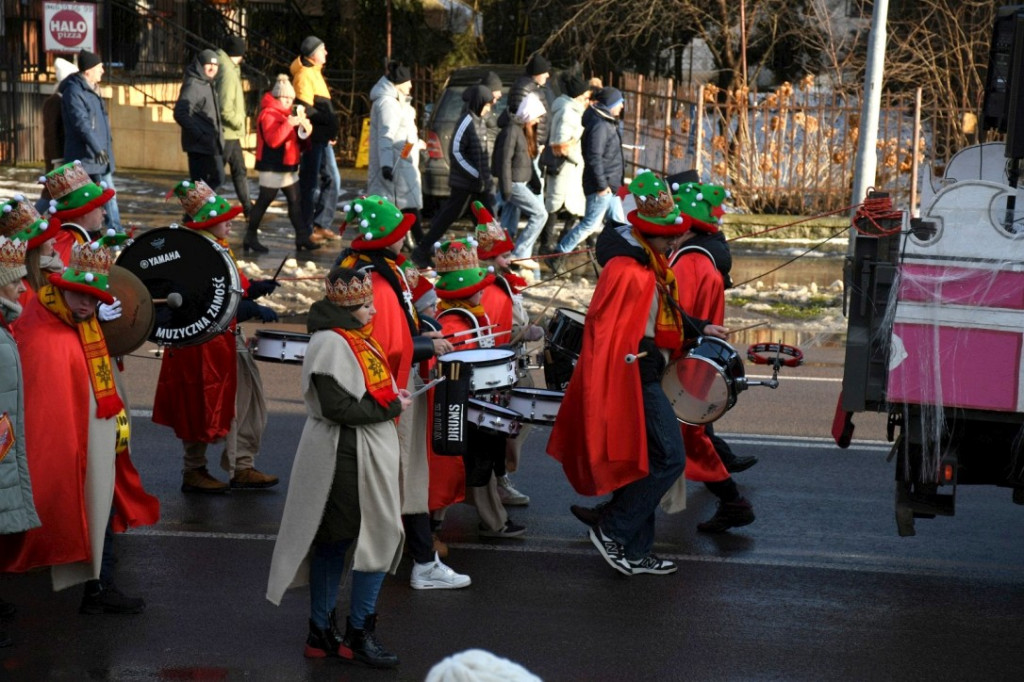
[251,330,310,364]
[661,337,747,425]
[116,227,242,346]
[506,388,564,424]
[543,308,587,390]
[438,349,518,393]
[467,398,523,436]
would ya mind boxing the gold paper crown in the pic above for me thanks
[0,198,46,238]
[44,162,92,201]
[434,241,479,274]
[176,180,217,217]
[0,237,27,269]
[636,189,677,219]
[325,274,374,307]
[475,222,507,254]
[68,240,114,276]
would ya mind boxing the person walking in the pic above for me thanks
[246,75,313,254]
[494,93,548,268]
[42,58,77,173]
[61,49,122,232]
[539,74,591,254]
[214,35,254,220]
[173,49,225,191]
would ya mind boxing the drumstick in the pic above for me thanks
[726,321,769,335]
[271,257,289,282]
[624,351,649,364]
[450,331,509,348]
[442,324,497,339]
[408,376,445,398]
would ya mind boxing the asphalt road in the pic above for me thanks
[2,339,1023,681]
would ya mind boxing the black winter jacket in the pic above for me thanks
[492,122,535,198]
[173,60,223,156]
[501,75,549,146]
[448,88,493,193]
[581,105,624,195]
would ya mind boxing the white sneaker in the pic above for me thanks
[410,553,471,590]
[497,475,530,506]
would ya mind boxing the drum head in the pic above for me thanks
[117,227,241,346]
[440,349,516,364]
[555,308,586,325]
[662,356,731,425]
[101,265,155,357]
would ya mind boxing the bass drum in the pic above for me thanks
[116,226,242,347]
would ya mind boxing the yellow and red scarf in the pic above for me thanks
[332,324,399,408]
[39,283,125,419]
[340,252,420,328]
[437,298,488,323]
[634,229,684,355]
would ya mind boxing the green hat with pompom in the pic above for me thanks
[671,180,730,233]
[433,236,494,300]
[343,195,415,251]
[167,179,243,230]
[625,170,688,236]
[48,229,128,304]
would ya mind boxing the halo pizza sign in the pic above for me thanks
[44,2,96,53]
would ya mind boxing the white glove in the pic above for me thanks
[97,298,123,322]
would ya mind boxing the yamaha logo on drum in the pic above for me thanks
[139,249,181,270]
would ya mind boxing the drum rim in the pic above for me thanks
[254,330,311,341]
[467,398,523,416]
[439,348,517,363]
[510,387,565,399]
[553,307,587,323]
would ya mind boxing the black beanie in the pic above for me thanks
[78,49,102,72]
[387,62,411,85]
[224,35,246,58]
[563,74,589,98]
[198,49,219,66]
[300,35,324,58]
[480,71,503,92]
[526,54,551,76]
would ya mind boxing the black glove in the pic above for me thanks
[95,150,109,166]
[381,165,394,181]
[236,299,278,323]
[247,279,280,300]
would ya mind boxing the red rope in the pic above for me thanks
[852,192,903,236]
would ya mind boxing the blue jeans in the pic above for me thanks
[91,172,122,233]
[500,183,548,259]
[313,145,341,230]
[600,381,686,560]
[309,540,387,630]
[556,190,624,253]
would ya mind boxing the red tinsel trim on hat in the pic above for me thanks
[183,204,245,230]
[348,211,415,251]
[435,272,495,300]
[627,210,691,236]
[477,237,514,261]
[47,272,115,305]
[53,187,117,221]
[26,216,62,250]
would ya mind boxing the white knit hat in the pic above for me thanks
[55,57,79,84]
[425,649,542,682]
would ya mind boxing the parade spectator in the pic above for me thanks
[42,58,77,173]
[174,49,225,191]
[548,86,626,271]
[411,84,495,268]
[267,268,409,668]
[502,54,551,149]
[368,61,425,245]
[62,49,122,232]
[291,35,338,249]
[494,93,548,268]
[539,74,591,254]
[337,197,471,590]
[0,235,40,648]
[214,34,254,220]
[548,171,727,576]
[246,75,313,254]
[153,180,279,493]
[0,164,159,608]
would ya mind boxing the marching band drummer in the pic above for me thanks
[153,180,280,493]
[471,202,545,507]
[336,196,471,590]
[547,171,727,577]
[0,195,61,306]
[431,236,527,539]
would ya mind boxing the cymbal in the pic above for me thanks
[101,265,155,357]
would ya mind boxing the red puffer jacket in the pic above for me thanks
[255,91,305,172]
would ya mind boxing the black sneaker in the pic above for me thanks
[589,526,632,575]
[570,504,601,527]
[79,581,145,615]
[627,554,678,575]
[478,520,526,538]
[697,498,756,533]
[724,455,759,474]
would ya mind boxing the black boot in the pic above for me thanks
[340,613,399,668]
[79,580,145,615]
[696,497,755,533]
[242,230,269,254]
[304,609,343,658]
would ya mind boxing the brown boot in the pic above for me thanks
[181,467,229,494]
[230,467,279,489]
[313,226,339,242]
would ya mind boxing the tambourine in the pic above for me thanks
[746,342,804,367]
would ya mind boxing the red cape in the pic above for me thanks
[672,249,729,483]
[152,330,237,442]
[481,279,514,346]
[546,257,655,496]
[0,296,159,573]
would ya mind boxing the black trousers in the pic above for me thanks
[187,152,225,191]
[222,139,251,214]
[415,187,493,263]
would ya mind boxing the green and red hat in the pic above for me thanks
[433,236,494,300]
[671,180,729,233]
[343,195,415,251]
[399,258,436,308]
[472,201,514,260]
[167,179,244,230]
[40,161,116,220]
[626,170,689,236]
[48,229,128,304]
[0,195,61,250]
[0,236,28,287]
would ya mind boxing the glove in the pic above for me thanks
[247,279,280,299]
[524,325,545,342]
[255,305,279,323]
[95,150,109,166]
[236,299,278,323]
[97,297,122,322]
[381,165,394,181]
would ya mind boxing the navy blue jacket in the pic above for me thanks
[59,73,114,175]
[581,105,623,195]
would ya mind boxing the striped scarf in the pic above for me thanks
[332,325,398,408]
[633,229,684,355]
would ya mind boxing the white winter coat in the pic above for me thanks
[367,76,423,210]
[544,95,587,217]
